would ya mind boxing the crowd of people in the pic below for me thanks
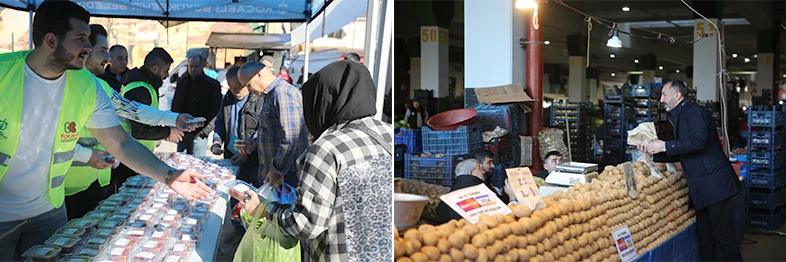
[0,1,392,261]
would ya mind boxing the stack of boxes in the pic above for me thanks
[603,85,634,166]
[402,124,481,187]
[548,102,593,162]
[471,103,526,188]
[746,106,786,230]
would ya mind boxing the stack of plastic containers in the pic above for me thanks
[746,106,786,231]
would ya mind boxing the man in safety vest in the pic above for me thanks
[0,2,212,260]
[114,47,184,188]
[62,24,202,220]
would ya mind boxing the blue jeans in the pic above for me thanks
[178,134,209,158]
[0,206,68,261]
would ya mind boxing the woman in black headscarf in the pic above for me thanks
[242,61,393,261]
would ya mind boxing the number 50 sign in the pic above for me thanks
[421,27,449,45]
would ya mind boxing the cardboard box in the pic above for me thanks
[472,84,537,113]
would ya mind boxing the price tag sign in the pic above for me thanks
[505,167,546,211]
[439,184,511,224]
[622,162,639,199]
[611,225,637,262]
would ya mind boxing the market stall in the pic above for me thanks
[394,161,697,262]
[19,153,235,261]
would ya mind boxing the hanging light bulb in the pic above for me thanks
[515,0,538,9]
[611,72,616,77]
[622,6,630,12]
[736,86,740,93]
[732,53,738,58]
[610,54,616,59]
[634,59,639,64]
[744,57,751,63]
[676,69,680,73]
[780,100,784,105]
[607,28,622,48]
[659,65,664,70]
[544,40,551,45]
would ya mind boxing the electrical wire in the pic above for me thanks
[680,0,731,157]
[551,0,697,44]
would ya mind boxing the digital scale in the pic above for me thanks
[540,162,599,196]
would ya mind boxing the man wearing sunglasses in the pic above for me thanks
[237,62,309,188]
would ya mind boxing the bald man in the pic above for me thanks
[100,45,129,92]
[172,54,222,157]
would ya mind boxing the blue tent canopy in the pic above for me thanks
[0,0,331,22]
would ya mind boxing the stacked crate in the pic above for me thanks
[394,128,421,180]
[631,84,660,126]
[746,106,786,230]
[404,125,482,187]
[549,102,593,162]
[471,103,526,167]
[603,85,634,166]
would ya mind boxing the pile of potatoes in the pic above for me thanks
[400,179,451,222]
[394,161,695,262]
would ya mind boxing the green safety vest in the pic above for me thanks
[120,81,158,152]
[0,50,98,208]
[63,78,114,196]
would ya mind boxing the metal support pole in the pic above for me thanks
[526,9,544,171]
[28,9,33,49]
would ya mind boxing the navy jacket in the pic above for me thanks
[653,99,743,210]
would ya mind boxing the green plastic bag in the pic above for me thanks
[233,202,301,262]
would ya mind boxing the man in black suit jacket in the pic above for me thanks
[639,79,743,261]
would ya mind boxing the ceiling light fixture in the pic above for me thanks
[607,28,622,48]
[611,72,616,77]
[676,69,680,73]
[610,54,616,59]
[634,59,639,64]
[732,53,738,58]
[744,57,751,63]
[622,6,630,12]
[659,66,664,70]
[515,0,537,9]
[544,40,551,45]
[754,54,758,58]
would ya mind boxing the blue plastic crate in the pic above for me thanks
[404,154,470,187]
[395,145,407,162]
[471,103,524,136]
[749,130,786,148]
[747,169,786,189]
[422,126,483,156]
[491,161,515,188]
[631,84,657,98]
[748,151,786,169]
[483,135,513,164]
[749,107,786,127]
[394,161,404,178]
[748,187,786,210]
[394,128,422,153]
[605,105,634,120]
[748,205,786,231]
[512,135,522,167]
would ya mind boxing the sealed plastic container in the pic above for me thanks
[57,256,92,262]
[83,236,110,246]
[177,232,202,245]
[150,230,171,241]
[178,225,201,234]
[182,217,204,226]
[22,245,62,261]
[98,219,124,230]
[83,210,110,221]
[131,251,162,262]
[161,253,190,262]
[123,227,148,240]
[65,218,99,229]
[110,237,137,248]
[44,235,80,254]
[93,228,116,239]
[71,245,101,257]
[139,240,166,253]
[187,211,208,220]
[104,247,132,262]
[54,227,86,238]
[225,180,257,201]
[168,243,194,255]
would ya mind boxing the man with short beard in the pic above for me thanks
[63,24,199,219]
[100,45,129,92]
[0,3,212,260]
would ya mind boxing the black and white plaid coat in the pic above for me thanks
[265,117,393,261]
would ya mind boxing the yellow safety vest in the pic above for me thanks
[64,78,114,196]
[120,81,158,152]
[0,50,97,208]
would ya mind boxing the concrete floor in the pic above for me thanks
[741,225,786,261]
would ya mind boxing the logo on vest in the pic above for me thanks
[60,122,79,143]
[0,118,7,140]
